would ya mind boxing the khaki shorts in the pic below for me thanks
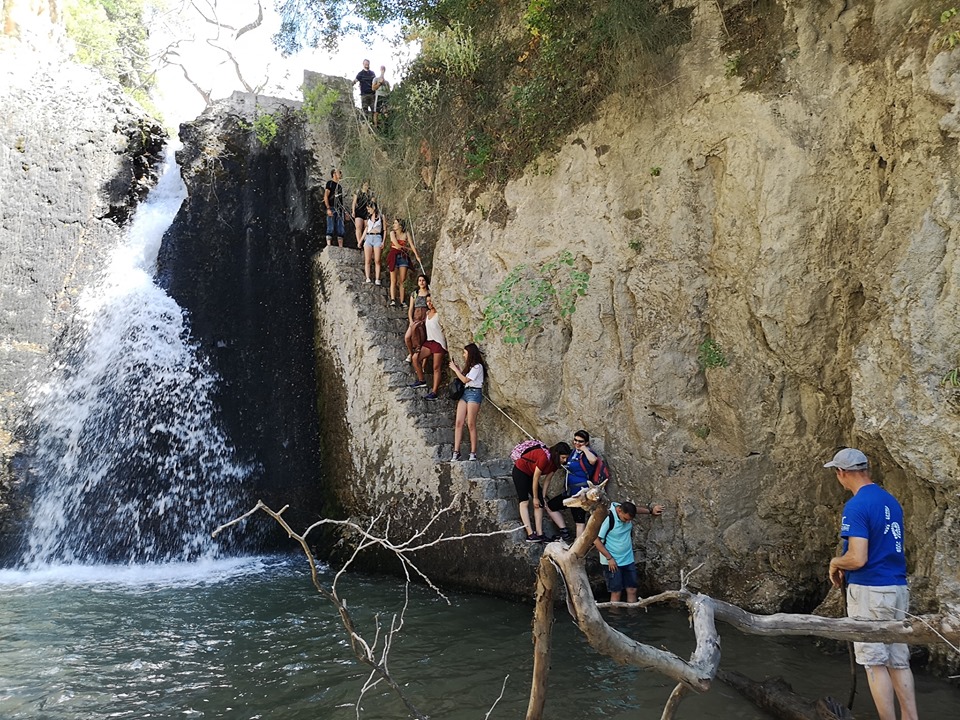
[846,584,911,668]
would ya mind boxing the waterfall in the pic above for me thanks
[20,146,251,568]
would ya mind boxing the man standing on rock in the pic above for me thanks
[324,168,346,248]
[353,59,376,120]
[825,448,919,720]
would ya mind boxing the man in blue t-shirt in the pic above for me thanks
[825,448,918,720]
[594,500,662,603]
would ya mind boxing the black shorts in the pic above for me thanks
[547,491,587,523]
[512,466,547,503]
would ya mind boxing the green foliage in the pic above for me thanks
[694,425,711,440]
[697,338,729,370]
[474,251,588,344]
[253,113,279,147]
[275,0,690,185]
[302,83,340,126]
[239,110,280,147]
[464,130,493,182]
[942,366,960,388]
[413,23,480,78]
[64,0,153,91]
[941,7,960,49]
[649,166,661,177]
[724,52,743,78]
[628,235,643,253]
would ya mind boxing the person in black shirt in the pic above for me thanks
[323,168,345,247]
[353,59,376,119]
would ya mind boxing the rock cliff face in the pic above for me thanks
[0,39,164,557]
[425,0,960,642]
[156,89,341,529]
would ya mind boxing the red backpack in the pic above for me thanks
[579,454,611,485]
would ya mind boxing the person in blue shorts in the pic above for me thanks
[594,499,663,603]
[825,448,918,720]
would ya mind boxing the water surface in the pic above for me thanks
[1,556,956,719]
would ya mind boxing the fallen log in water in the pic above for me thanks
[717,669,854,720]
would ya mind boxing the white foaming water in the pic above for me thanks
[20,146,252,569]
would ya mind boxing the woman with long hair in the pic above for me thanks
[404,274,430,363]
[408,295,446,400]
[512,442,571,543]
[351,180,371,249]
[449,343,485,461]
[359,201,384,285]
[387,217,421,308]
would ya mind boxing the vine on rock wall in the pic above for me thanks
[475,251,589,344]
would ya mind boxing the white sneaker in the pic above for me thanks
[468,453,477,461]
[375,279,382,286]
[365,278,372,284]
[405,354,411,362]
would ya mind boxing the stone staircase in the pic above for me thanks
[312,247,556,597]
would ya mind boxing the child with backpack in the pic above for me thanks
[595,499,664,603]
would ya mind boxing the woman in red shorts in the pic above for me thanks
[387,217,421,308]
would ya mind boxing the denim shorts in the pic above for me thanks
[365,233,384,248]
[462,386,482,405]
[602,562,637,593]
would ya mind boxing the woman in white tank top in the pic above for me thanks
[408,295,447,400]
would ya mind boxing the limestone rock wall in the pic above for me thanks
[428,0,960,630]
[0,41,164,558]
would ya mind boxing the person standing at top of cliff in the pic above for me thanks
[372,65,390,129]
[323,168,346,248]
[353,59,376,120]
[825,448,919,720]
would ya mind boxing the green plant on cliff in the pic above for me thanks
[941,7,960,48]
[474,251,589,344]
[253,112,279,147]
[698,337,729,369]
[301,83,340,126]
[275,0,690,184]
[941,365,960,388]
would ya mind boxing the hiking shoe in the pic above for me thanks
[468,452,477,461]
[559,528,574,541]
[389,299,397,307]
[424,391,437,400]
[525,533,544,543]
[409,380,426,388]
[451,452,462,461]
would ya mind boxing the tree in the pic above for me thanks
[273,0,450,53]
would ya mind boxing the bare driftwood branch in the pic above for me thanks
[213,498,521,720]
[234,0,263,39]
[596,593,960,646]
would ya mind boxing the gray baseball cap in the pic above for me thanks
[823,448,869,471]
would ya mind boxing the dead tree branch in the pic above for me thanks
[212,498,521,720]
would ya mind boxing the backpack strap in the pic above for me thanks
[599,509,616,544]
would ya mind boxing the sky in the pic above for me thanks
[148,0,416,125]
